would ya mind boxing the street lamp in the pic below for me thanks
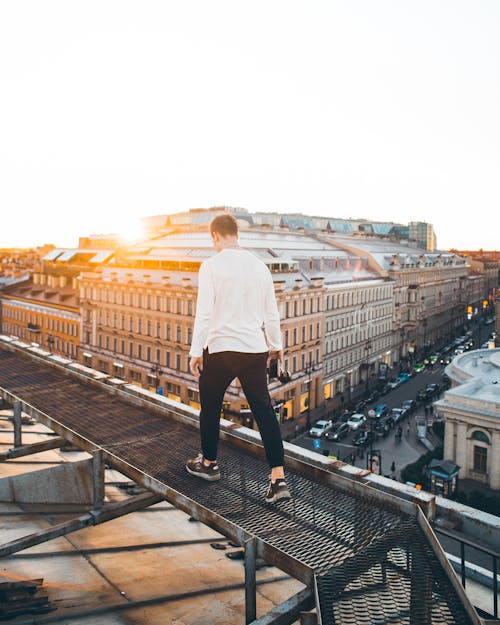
[150,362,163,393]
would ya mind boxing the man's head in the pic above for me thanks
[210,214,239,251]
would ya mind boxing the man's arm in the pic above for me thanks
[189,263,215,375]
[263,271,283,361]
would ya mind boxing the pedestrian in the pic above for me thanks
[390,461,396,473]
[294,424,299,438]
[424,405,429,417]
[406,423,410,437]
[186,214,291,503]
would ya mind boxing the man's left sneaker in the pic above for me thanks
[265,478,292,503]
[186,453,221,481]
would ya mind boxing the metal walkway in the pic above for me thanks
[0,342,481,625]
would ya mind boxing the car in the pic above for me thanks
[365,390,380,403]
[390,408,404,423]
[325,421,350,441]
[378,383,391,396]
[413,362,425,373]
[354,400,367,412]
[440,354,452,365]
[426,383,441,397]
[309,419,333,437]
[416,388,430,402]
[387,379,401,389]
[352,430,374,447]
[374,403,388,418]
[402,399,417,414]
[375,415,393,436]
[347,413,366,430]
[454,345,465,355]
[397,372,410,383]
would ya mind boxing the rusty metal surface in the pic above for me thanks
[0,346,480,625]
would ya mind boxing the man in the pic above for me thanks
[186,214,291,503]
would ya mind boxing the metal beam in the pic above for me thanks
[92,449,105,509]
[0,436,66,461]
[249,587,315,625]
[245,538,257,624]
[13,399,22,448]
[0,492,161,558]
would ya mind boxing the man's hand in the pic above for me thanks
[190,356,203,377]
[267,349,284,368]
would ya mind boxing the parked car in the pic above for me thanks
[309,419,333,437]
[365,390,380,403]
[347,413,366,431]
[352,429,374,447]
[378,383,391,396]
[402,399,417,414]
[387,379,401,389]
[374,403,388,418]
[325,421,350,441]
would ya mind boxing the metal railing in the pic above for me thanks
[434,526,499,619]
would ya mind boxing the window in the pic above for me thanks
[473,445,487,473]
[471,431,489,444]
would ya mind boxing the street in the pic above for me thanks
[292,321,493,477]
[294,362,446,476]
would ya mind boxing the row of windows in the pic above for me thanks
[95,330,192,357]
[324,337,392,373]
[93,311,192,342]
[3,309,79,336]
[282,349,321,375]
[282,297,321,319]
[326,308,392,332]
[284,323,321,347]
[325,323,391,351]
[2,323,77,356]
[84,287,195,315]
[325,286,392,311]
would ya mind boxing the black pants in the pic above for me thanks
[198,350,284,468]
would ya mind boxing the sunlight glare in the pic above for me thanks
[115,216,146,244]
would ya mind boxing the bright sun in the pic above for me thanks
[115,217,146,244]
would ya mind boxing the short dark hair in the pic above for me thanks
[210,213,238,237]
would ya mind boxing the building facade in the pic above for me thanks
[1,271,80,358]
[436,348,500,490]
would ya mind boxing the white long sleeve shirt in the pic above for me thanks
[189,249,283,357]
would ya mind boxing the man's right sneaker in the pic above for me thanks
[265,478,292,503]
[186,453,221,481]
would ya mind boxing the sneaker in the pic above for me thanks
[265,478,292,503]
[186,453,221,481]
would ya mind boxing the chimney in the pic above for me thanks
[310,276,324,288]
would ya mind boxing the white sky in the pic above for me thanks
[1,1,499,250]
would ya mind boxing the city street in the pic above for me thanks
[294,362,446,476]
[291,321,494,477]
